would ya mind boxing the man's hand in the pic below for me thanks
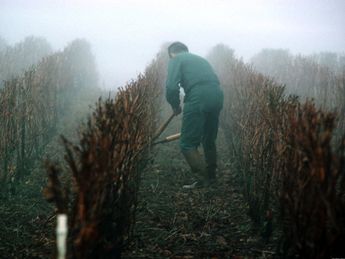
[173,106,182,116]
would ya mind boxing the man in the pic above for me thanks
[165,42,224,188]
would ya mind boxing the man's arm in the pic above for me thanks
[166,58,182,114]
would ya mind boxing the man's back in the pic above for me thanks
[166,52,220,95]
[165,42,223,189]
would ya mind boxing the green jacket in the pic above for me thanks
[166,52,221,111]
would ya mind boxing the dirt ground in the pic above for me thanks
[0,109,277,258]
[0,91,100,258]
[123,128,277,259]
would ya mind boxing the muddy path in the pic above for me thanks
[124,128,277,259]
[0,107,277,258]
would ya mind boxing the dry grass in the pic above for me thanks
[278,101,345,258]
[0,40,98,195]
[208,45,345,257]
[44,74,161,258]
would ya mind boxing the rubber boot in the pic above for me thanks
[204,146,217,184]
[182,149,207,189]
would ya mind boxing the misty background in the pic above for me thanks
[1,0,344,88]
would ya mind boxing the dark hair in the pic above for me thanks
[168,42,189,57]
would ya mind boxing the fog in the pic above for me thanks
[1,0,344,89]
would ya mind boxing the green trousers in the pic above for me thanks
[180,84,223,172]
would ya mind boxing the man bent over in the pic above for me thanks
[165,42,224,188]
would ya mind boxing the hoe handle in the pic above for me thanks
[153,113,175,141]
[153,133,181,145]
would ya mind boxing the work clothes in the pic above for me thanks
[166,52,221,112]
[166,52,224,181]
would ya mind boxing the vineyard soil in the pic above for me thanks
[123,124,277,258]
[0,90,101,258]
[0,113,278,258]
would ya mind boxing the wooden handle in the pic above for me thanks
[153,133,181,145]
[152,113,175,141]
[166,133,181,141]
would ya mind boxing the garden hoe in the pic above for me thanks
[152,113,180,146]
[151,114,201,190]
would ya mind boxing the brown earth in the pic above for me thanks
[123,128,277,259]
[0,113,277,258]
